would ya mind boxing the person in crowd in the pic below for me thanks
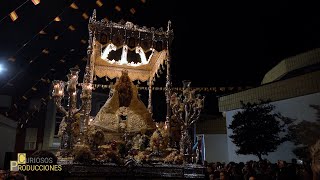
[218,171,230,180]
[6,171,25,180]
[0,169,7,180]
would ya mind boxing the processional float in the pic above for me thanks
[51,10,205,168]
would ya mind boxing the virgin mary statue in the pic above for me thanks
[92,70,155,134]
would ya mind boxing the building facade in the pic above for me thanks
[218,48,320,163]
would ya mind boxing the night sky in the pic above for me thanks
[1,1,320,119]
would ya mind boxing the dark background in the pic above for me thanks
[0,0,320,120]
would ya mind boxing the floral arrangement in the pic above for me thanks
[150,122,169,152]
[95,143,121,163]
[164,150,183,164]
[73,144,93,163]
[88,128,105,149]
[57,113,81,138]
[134,151,149,163]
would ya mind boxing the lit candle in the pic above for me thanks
[52,80,64,97]
[52,81,60,96]
[54,84,60,93]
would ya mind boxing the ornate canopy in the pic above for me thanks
[94,42,168,82]
[88,11,174,82]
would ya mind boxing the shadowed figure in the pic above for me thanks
[115,70,132,107]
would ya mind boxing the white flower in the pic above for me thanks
[119,122,126,129]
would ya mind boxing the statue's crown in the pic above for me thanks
[121,69,129,76]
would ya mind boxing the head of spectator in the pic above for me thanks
[0,169,6,180]
[219,170,229,180]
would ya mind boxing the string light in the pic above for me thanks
[82,13,89,20]
[8,57,16,62]
[41,49,50,54]
[70,3,78,9]
[115,6,121,12]
[10,11,18,21]
[68,25,76,31]
[1,0,147,127]
[54,16,61,21]
[39,30,46,35]
[31,0,40,6]
[130,8,136,14]
[88,83,249,92]
[96,0,103,7]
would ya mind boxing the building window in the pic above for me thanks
[24,128,38,150]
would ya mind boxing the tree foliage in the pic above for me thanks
[288,105,320,160]
[228,100,292,161]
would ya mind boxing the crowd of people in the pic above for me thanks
[0,170,25,180]
[203,159,313,180]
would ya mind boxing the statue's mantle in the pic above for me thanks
[60,163,205,179]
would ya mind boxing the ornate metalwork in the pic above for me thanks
[170,80,205,162]
[52,67,93,156]
[89,19,173,41]
[52,10,176,161]
[165,21,172,147]
[88,10,173,51]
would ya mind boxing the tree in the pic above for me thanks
[228,100,292,161]
[288,105,320,160]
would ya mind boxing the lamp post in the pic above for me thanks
[52,68,92,157]
[170,80,205,163]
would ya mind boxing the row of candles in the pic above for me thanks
[52,68,93,99]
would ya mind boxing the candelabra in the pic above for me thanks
[52,67,92,157]
[170,80,205,162]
